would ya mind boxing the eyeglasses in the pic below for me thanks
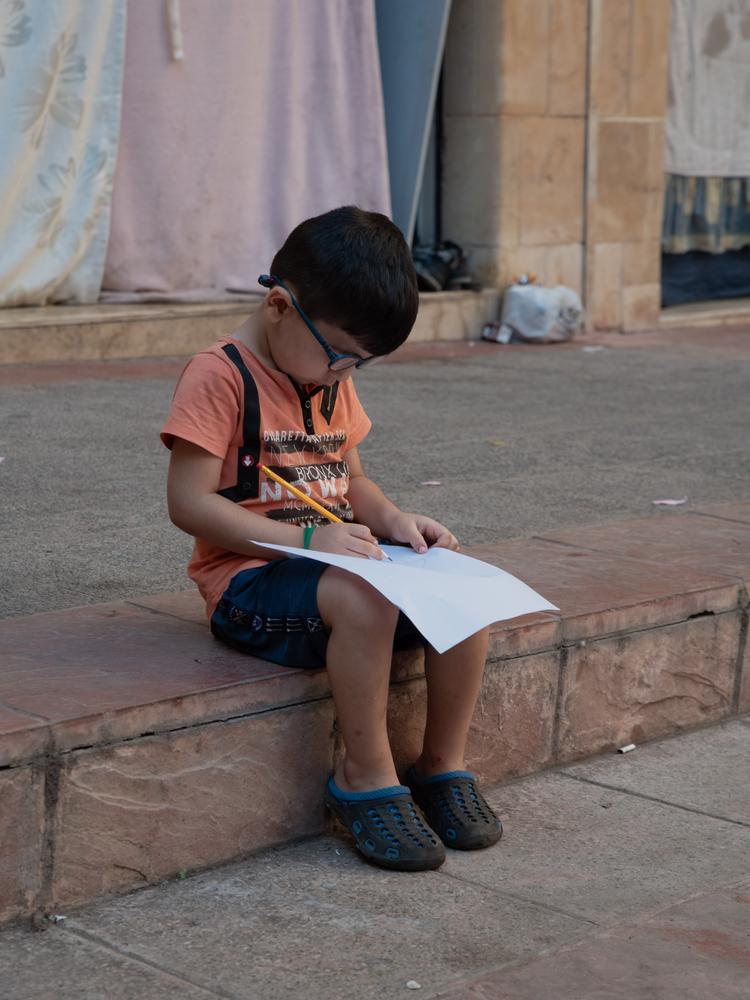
[258,274,379,372]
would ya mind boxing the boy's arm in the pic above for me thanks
[345,447,459,552]
[167,438,383,559]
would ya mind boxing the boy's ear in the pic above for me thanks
[264,287,292,325]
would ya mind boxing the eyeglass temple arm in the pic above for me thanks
[258,273,338,364]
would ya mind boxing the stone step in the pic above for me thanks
[660,295,750,329]
[0,290,500,365]
[2,502,749,925]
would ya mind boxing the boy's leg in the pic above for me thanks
[416,626,490,777]
[317,566,401,792]
[318,568,447,870]
[406,626,502,850]
[212,559,445,867]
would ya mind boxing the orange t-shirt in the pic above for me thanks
[161,337,371,619]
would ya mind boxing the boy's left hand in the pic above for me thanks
[387,512,459,554]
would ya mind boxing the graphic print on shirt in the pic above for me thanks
[262,429,354,525]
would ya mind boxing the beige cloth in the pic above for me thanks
[0,0,125,306]
[102,0,391,300]
[666,0,750,176]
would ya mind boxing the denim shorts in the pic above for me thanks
[210,557,425,670]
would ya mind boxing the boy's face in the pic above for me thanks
[263,288,376,385]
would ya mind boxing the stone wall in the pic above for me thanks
[442,0,672,332]
[586,0,671,330]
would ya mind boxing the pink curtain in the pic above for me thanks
[101,0,391,301]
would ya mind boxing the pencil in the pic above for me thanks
[261,465,343,523]
[260,464,392,560]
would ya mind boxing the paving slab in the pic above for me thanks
[0,923,214,1000]
[0,766,45,925]
[542,511,750,586]
[386,651,561,785]
[442,768,750,926]
[50,699,336,909]
[0,586,557,771]
[439,880,750,1000]
[128,588,205,624]
[466,537,739,641]
[562,718,750,825]
[0,600,333,762]
[694,500,750,525]
[56,839,592,1000]
[4,722,750,1000]
[0,706,49,766]
[742,627,750,713]
[557,613,741,759]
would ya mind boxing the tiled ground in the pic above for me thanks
[2,722,748,1000]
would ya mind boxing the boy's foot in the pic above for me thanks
[405,766,503,850]
[324,777,446,871]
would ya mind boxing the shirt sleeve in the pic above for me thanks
[160,350,241,458]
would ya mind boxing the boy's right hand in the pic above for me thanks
[308,523,384,559]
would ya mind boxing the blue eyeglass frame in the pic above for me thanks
[258,273,377,372]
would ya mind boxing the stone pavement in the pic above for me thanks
[1,325,749,995]
[2,719,749,1000]
[2,325,750,617]
[1,495,747,925]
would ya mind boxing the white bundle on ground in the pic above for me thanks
[485,284,584,344]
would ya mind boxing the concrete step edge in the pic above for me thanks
[0,290,501,364]
[2,596,747,925]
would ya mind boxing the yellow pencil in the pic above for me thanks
[260,464,392,560]
[261,465,343,522]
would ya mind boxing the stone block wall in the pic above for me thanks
[586,0,671,330]
[442,0,671,331]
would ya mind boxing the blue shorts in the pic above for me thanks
[210,557,425,670]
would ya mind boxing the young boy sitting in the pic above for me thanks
[162,206,502,871]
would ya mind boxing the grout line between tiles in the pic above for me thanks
[0,693,335,772]
[551,645,567,760]
[436,869,601,928]
[60,922,241,999]
[0,700,50,723]
[124,598,206,625]
[692,511,750,527]
[559,773,750,829]
[424,873,750,999]
[532,533,748,580]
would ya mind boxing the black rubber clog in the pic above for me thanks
[405,766,503,850]
[324,778,446,871]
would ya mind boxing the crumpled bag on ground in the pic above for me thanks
[485,283,584,344]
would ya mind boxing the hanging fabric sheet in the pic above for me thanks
[666,0,750,177]
[101,0,391,302]
[0,0,125,306]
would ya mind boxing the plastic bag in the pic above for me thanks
[483,283,584,344]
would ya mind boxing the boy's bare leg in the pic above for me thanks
[317,567,400,793]
[415,626,490,777]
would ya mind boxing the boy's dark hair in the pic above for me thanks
[270,206,419,355]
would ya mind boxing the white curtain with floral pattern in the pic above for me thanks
[0,0,125,305]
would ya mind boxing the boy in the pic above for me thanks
[162,206,502,871]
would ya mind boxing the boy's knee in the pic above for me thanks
[317,566,399,630]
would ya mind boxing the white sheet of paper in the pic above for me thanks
[250,541,559,653]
